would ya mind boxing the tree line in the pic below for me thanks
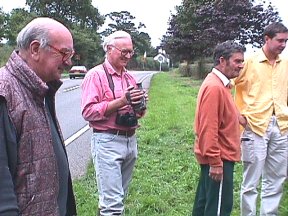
[161,0,281,77]
[0,0,158,69]
[0,0,282,73]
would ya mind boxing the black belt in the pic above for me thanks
[93,128,135,137]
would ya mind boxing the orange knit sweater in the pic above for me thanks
[194,73,241,167]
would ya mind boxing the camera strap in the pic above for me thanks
[102,63,137,120]
[102,63,130,99]
[102,63,116,99]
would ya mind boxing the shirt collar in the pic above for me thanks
[257,48,281,63]
[104,58,127,76]
[212,68,230,87]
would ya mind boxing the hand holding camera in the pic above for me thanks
[125,84,147,113]
[116,84,147,127]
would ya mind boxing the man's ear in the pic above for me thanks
[107,45,113,54]
[219,56,226,65]
[264,35,270,43]
[30,40,41,61]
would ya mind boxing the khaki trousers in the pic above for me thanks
[240,116,288,216]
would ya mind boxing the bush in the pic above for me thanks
[179,63,193,77]
[0,44,14,67]
[178,59,213,79]
[129,56,170,71]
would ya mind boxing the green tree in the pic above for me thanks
[0,8,6,42]
[71,25,104,68]
[103,11,146,35]
[26,0,104,30]
[161,0,207,65]
[0,44,14,66]
[162,0,280,65]
[101,11,156,69]
[4,8,36,46]
[24,0,105,68]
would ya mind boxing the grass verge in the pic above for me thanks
[73,70,288,216]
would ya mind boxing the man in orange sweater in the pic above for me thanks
[192,41,245,216]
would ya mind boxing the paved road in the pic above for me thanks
[58,71,157,179]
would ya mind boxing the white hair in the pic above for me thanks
[17,18,51,50]
[102,30,131,52]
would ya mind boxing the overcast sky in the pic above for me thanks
[1,0,287,49]
[0,0,182,47]
[93,0,182,47]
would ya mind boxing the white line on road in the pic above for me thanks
[64,124,90,146]
[63,85,80,92]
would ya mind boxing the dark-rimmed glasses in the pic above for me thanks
[110,45,134,57]
[47,43,75,62]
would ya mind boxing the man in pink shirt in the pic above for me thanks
[81,31,147,216]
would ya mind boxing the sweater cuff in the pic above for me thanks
[208,157,223,168]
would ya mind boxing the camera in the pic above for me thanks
[132,83,146,113]
[116,112,138,127]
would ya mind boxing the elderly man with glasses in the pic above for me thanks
[81,30,147,216]
[0,17,76,215]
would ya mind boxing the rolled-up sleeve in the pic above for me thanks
[81,71,109,122]
[0,97,19,215]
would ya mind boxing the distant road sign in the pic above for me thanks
[154,54,165,63]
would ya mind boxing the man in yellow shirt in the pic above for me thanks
[234,22,288,216]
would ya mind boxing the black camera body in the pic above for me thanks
[133,97,146,113]
[116,112,138,127]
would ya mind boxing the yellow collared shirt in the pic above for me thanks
[234,49,288,136]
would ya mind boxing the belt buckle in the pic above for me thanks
[119,130,134,137]
[119,130,128,137]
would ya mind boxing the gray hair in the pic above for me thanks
[213,40,246,66]
[16,18,54,50]
[102,30,131,52]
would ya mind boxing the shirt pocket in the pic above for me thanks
[241,129,255,163]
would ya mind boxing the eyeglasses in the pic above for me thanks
[111,45,134,57]
[47,43,75,62]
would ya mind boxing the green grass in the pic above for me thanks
[73,71,288,215]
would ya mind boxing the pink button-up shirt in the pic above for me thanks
[81,59,139,131]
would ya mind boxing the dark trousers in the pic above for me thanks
[192,161,235,216]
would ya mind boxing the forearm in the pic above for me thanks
[0,167,19,215]
[105,96,128,116]
[238,113,247,127]
[0,98,19,215]
[105,87,145,116]
[82,101,109,122]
